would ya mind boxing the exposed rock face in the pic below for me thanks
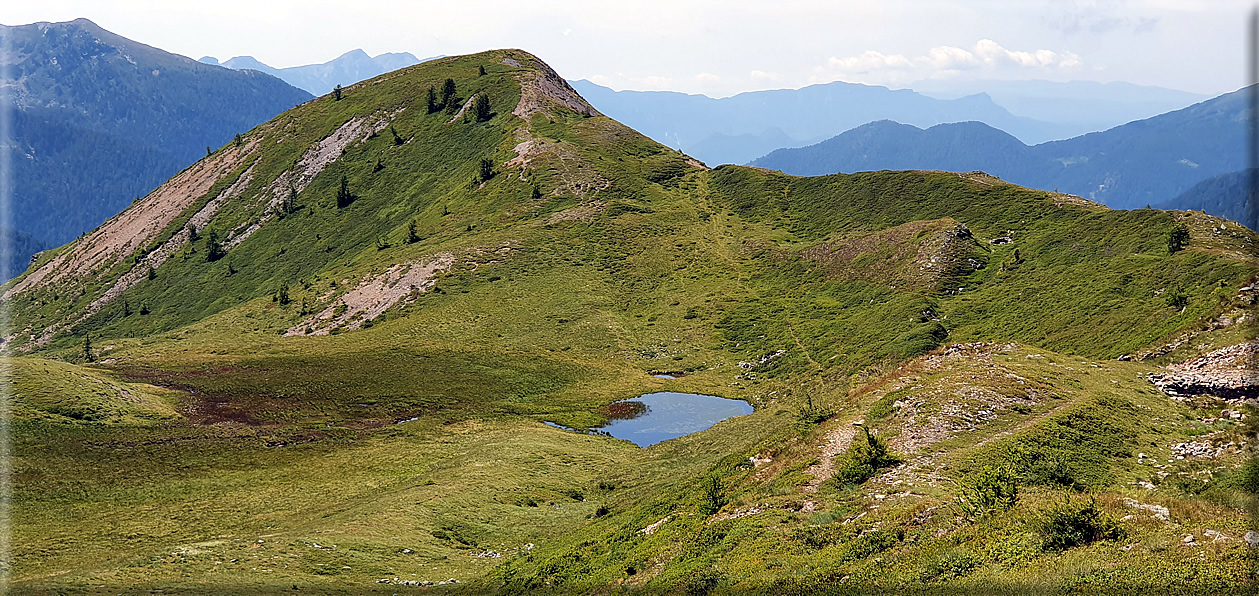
[1147,342,1258,402]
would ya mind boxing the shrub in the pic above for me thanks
[698,475,725,516]
[1038,496,1123,551]
[921,551,980,581]
[478,158,495,182]
[794,395,834,433]
[1165,290,1188,309]
[683,567,724,596]
[829,427,901,487]
[956,465,1019,520]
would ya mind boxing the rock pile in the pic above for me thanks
[1147,342,1257,402]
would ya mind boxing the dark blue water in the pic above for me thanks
[546,392,753,447]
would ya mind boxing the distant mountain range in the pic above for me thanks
[569,79,1206,167]
[2,18,313,277]
[570,80,1059,166]
[751,86,1251,219]
[909,79,1207,138]
[1156,169,1256,225]
[200,50,439,96]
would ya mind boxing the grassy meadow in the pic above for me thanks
[3,50,1257,593]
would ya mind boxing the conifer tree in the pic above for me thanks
[205,229,226,262]
[333,84,343,100]
[336,175,354,208]
[473,94,492,122]
[426,86,438,113]
[478,158,494,182]
[441,78,457,109]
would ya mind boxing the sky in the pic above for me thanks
[1,0,1253,98]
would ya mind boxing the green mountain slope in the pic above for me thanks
[3,18,313,272]
[4,50,1257,594]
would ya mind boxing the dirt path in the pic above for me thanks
[803,424,856,492]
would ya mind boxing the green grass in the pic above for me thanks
[5,49,1258,593]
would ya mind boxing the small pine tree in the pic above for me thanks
[473,93,492,122]
[187,223,199,242]
[227,258,237,275]
[426,86,438,113]
[123,299,131,317]
[390,125,405,146]
[205,229,226,262]
[233,133,242,147]
[478,158,494,182]
[478,65,486,76]
[441,78,457,108]
[336,175,354,208]
[275,283,291,305]
[284,185,298,214]
[206,146,211,158]
[407,219,421,244]
[1167,224,1190,255]
[139,303,150,315]
[531,185,542,200]
[373,159,385,173]
[83,333,95,362]
[333,83,343,101]
[147,266,156,280]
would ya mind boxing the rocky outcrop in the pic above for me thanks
[1148,342,1257,402]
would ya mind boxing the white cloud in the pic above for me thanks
[749,70,782,82]
[693,72,721,83]
[827,50,913,73]
[817,39,1085,86]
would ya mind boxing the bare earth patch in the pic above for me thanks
[5,140,259,300]
[511,55,600,119]
[287,254,454,336]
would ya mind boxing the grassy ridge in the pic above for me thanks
[5,49,1257,593]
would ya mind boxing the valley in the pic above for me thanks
[3,49,1256,594]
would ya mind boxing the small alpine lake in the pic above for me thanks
[546,392,754,447]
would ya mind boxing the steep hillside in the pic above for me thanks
[2,18,312,272]
[4,50,1257,594]
[1157,169,1256,227]
[753,87,1251,215]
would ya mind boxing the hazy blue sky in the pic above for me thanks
[3,1,1252,97]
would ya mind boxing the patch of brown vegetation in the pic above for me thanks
[800,219,983,290]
